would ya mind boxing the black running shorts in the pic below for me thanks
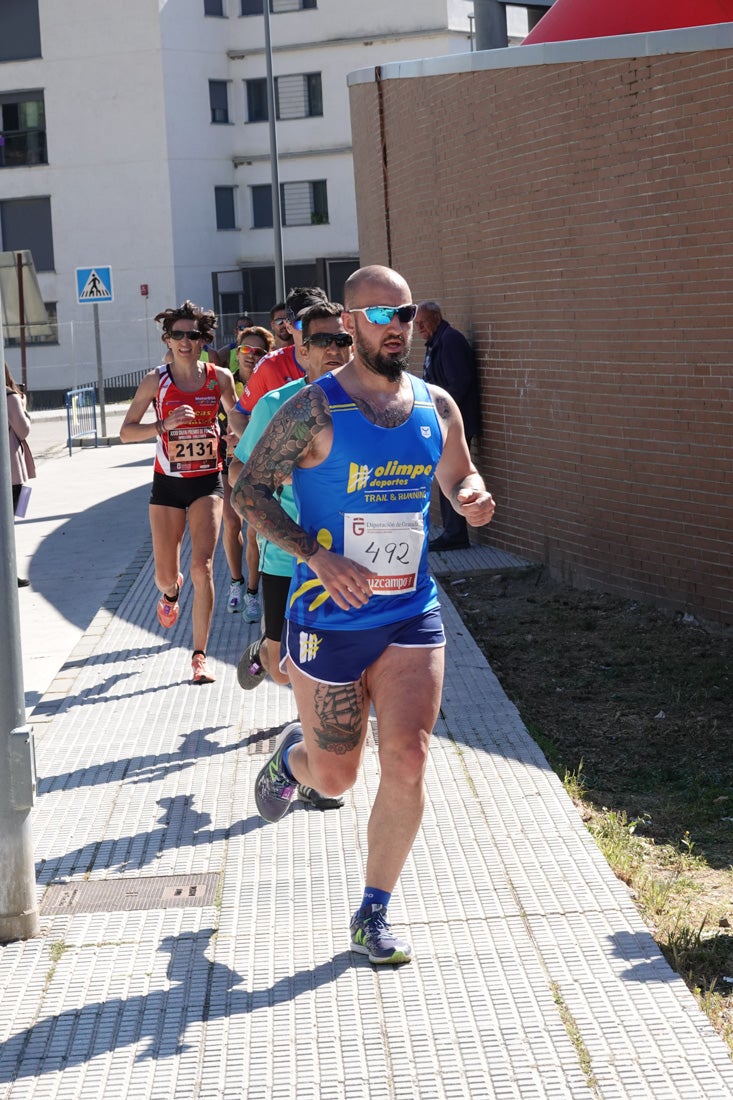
[149,470,224,509]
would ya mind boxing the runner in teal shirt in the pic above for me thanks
[230,301,353,689]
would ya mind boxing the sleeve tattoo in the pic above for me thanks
[230,384,331,560]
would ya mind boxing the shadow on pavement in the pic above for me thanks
[38,725,272,795]
[0,928,356,1082]
[26,480,152,633]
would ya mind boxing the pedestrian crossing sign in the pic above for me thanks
[76,266,113,304]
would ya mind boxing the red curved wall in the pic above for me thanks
[524,0,733,45]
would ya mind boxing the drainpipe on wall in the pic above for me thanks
[375,66,393,268]
[474,0,509,50]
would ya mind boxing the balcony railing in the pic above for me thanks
[0,130,47,167]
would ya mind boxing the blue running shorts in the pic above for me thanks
[281,606,445,685]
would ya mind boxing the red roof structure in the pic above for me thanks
[523,0,733,45]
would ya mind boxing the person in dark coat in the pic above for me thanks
[5,363,35,586]
[416,301,480,550]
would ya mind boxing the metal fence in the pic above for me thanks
[65,386,98,456]
[35,367,149,412]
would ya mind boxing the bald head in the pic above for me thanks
[341,265,415,382]
[344,265,411,308]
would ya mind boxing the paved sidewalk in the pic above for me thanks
[11,405,150,711]
[1,440,732,1099]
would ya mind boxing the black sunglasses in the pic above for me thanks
[304,332,353,349]
[169,329,203,341]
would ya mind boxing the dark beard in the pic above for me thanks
[356,338,410,382]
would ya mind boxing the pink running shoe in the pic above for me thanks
[157,573,183,628]
[191,652,215,685]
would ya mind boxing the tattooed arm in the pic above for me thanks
[231,383,325,557]
[231,383,376,610]
[429,384,497,529]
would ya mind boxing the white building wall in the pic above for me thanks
[223,6,473,266]
[0,0,474,395]
[1,1,178,390]
[228,0,470,44]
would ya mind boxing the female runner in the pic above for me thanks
[121,301,236,684]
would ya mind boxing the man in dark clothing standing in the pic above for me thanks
[416,300,480,550]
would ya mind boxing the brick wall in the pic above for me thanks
[349,46,733,624]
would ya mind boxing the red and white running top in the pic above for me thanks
[153,362,223,478]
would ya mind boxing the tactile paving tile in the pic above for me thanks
[0,541,731,1099]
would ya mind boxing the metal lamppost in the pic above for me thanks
[263,0,285,302]
[0,271,41,942]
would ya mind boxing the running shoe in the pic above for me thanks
[157,573,183,628]
[237,634,267,690]
[227,578,245,613]
[350,904,412,965]
[254,722,303,822]
[191,652,215,685]
[297,785,345,811]
[243,590,262,623]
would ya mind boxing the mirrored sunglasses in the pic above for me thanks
[346,305,417,326]
[237,344,266,356]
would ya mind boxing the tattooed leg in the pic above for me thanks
[285,663,369,797]
[312,680,367,755]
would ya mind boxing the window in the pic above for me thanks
[4,301,57,347]
[246,73,322,122]
[215,187,237,229]
[283,179,328,225]
[251,180,328,228]
[0,92,47,167]
[273,0,316,9]
[209,80,230,124]
[251,184,273,229]
[246,79,268,123]
[241,0,316,14]
[220,292,244,319]
[204,0,225,14]
[0,0,41,62]
[276,73,322,120]
[0,197,54,271]
[214,256,357,318]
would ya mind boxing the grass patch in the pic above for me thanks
[550,980,601,1096]
[449,569,733,1054]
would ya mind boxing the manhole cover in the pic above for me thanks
[40,873,220,915]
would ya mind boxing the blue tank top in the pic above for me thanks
[287,371,443,631]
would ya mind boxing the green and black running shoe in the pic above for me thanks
[350,904,412,965]
[254,722,303,822]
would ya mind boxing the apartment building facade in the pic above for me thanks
[0,0,474,398]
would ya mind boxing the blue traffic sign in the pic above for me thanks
[76,266,113,304]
